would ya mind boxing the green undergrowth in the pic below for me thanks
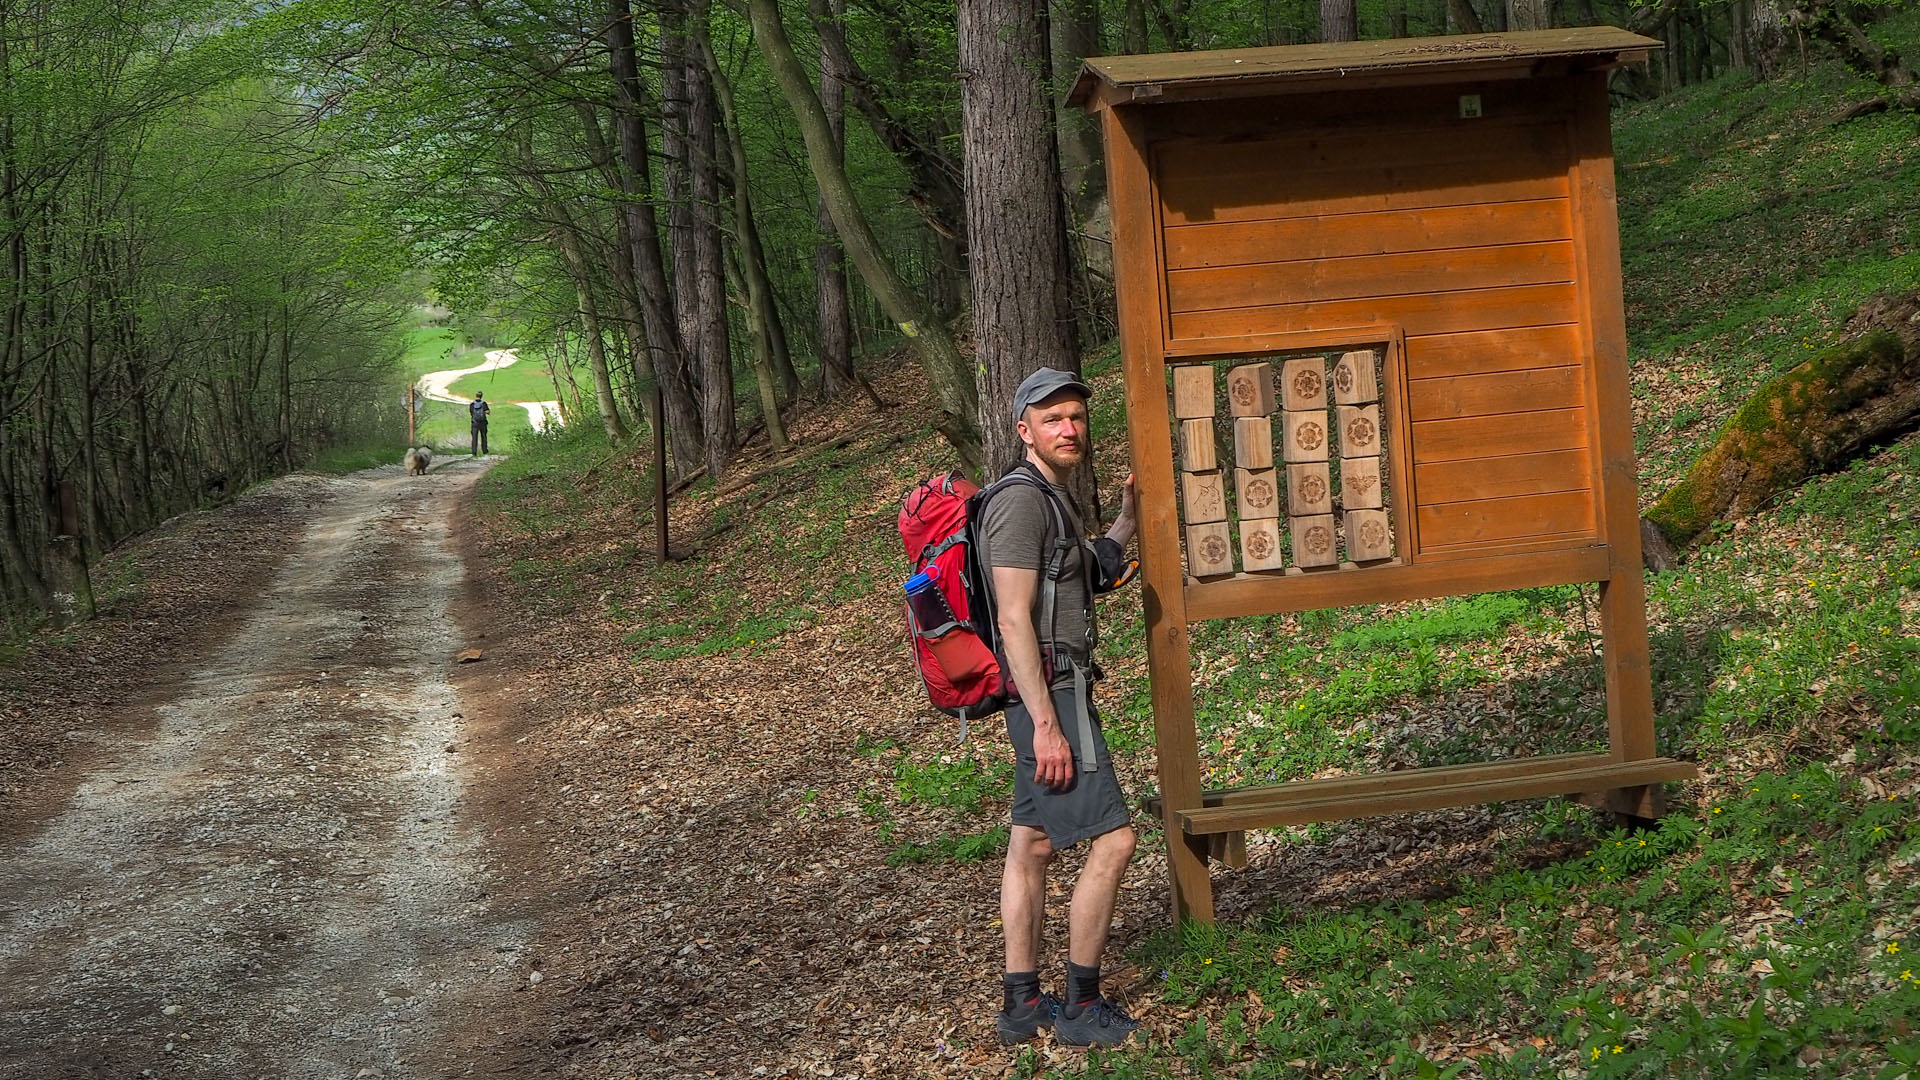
[1614,10,1920,486]
[300,441,416,475]
[471,27,1920,1076]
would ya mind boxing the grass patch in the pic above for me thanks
[300,442,414,475]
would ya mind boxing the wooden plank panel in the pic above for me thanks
[1407,324,1583,378]
[1414,447,1591,504]
[1162,156,1569,227]
[1408,364,1584,421]
[1163,199,1572,270]
[1169,283,1578,342]
[1184,543,1612,621]
[1157,118,1563,189]
[1412,407,1587,463]
[1416,490,1597,549]
[1166,241,1575,313]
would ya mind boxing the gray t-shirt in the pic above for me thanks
[979,480,1091,656]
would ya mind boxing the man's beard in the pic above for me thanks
[1036,442,1084,472]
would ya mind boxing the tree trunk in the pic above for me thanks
[552,228,630,442]
[1050,0,1104,219]
[701,32,789,453]
[749,0,983,474]
[1321,0,1359,41]
[1389,0,1410,37]
[1447,0,1486,34]
[607,0,705,476]
[675,1,736,479]
[809,0,858,400]
[1642,290,1920,569]
[1507,0,1549,31]
[1122,0,1149,51]
[573,101,661,438]
[960,0,1092,506]
[1794,0,1920,115]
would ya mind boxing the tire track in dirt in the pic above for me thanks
[0,460,537,1080]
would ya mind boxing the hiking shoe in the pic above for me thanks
[1054,997,1140,1048]
[995,991,1060,1045]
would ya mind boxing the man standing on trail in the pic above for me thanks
[981,366,1141,1048]
[469,391,491,456]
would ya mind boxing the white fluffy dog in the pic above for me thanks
[403,446,433,476]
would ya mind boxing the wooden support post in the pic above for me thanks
[1103,103,1212,923]
[407,383,418,446]
[1571,71,1658,764]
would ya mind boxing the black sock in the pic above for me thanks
[1002,970,1042,1012]
[1064,961,1101,1013]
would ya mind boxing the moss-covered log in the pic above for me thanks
[1642,291,1920,570]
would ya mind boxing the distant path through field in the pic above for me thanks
[418,348,562,433]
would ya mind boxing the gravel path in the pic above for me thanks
[0,460,536,1080]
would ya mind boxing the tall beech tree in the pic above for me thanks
[748,0,984,474]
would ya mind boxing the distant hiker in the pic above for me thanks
[982,367,1141,1048]
[469,392,491,456]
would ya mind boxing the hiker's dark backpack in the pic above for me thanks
[897,464,1135,731]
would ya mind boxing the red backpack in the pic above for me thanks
[899,466,1113,733]
[898,472,1009,729]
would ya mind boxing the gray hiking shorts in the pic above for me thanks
[1005,685,1131,850]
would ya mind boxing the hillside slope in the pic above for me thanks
[465,33,1920,1080]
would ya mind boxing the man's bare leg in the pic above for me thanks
[1001,825,1053,971]
[1067,825,1136,967]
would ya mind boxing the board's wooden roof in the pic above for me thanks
[1070,27,1658,108]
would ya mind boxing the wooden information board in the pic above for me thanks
[1073,28,1696,923]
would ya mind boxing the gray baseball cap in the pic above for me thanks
[1010,366,1092,423]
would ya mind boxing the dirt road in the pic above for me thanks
[0,459,541,1080]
